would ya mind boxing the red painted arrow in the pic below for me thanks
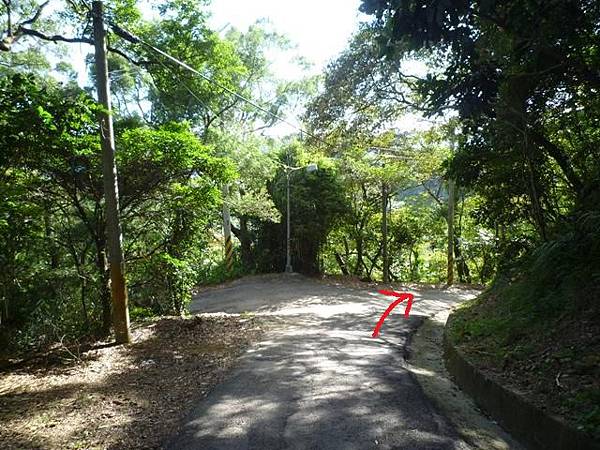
[372,290,414,338]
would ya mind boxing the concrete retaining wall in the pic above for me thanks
[444,314,600,450]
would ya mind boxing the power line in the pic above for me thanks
[109,22,325,144]
[152,54,230,129]
[107,20,437,165]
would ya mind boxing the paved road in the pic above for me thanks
[167,274,477,450]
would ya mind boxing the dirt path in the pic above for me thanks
[167,274,489,449]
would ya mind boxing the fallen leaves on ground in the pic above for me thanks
[0,314,263,449]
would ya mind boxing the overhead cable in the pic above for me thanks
[109,22,323,143]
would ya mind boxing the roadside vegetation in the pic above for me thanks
[353,0,600,439]
[0,0,491,362]
[0,0,598,444]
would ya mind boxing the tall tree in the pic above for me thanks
[359,0,600,243]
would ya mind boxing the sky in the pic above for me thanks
[64,0,429,134]
[64,0,367,135]
[206,1,431,133]
[208,0,366,77]
[206,0,368,134]
[67,1,364,82]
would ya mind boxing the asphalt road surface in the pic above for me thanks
[167,274,478,450]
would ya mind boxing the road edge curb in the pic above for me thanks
[443,313,600,450]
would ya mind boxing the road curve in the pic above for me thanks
[166,274,477,450]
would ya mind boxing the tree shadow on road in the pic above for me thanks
[166,278,504,450]
[166,307,465,449]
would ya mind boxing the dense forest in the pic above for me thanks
[0,1,598,435]
[0,0,472,352]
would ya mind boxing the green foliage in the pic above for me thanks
[253,142,348,274]
[129,305,155,321]
[150,253,196,315]
[3,3,595,412]
[448,210,600,437]
[211,130,280,223]
[136,0,247,132]
[570,389,600,437]
[304,22,414,138]
[358,1,600,435]
[195,245,247,286]
[0,72,231,352]
[0,0,322,353]
[117,126,233,315]
[361,0,600,240]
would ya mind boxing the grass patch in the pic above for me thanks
[448,278,600,439]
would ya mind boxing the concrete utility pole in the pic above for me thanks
[283,162,318,274]
[92,1,131,344]
[447,178,456,286]
[285,172,293,273]
[382,181,389,283]
[222,184,234,272]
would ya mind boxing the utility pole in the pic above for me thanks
[382,181,389,283]
[222,184,234,272]
[447,178,456,286]
[285,171,293,273]
[92,1,131,344]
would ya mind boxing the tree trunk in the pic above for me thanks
[334,252,350,276]
[354,236,365,277]
[95,238,111,337]
[80,276,90,329]
[44,207,59,270]
[453,238,472,283]
[530,129,583,197]
[382,182,389,282]
[523,135,548,241]
[411,248,420,281]
[0,289,8,327]
[232,217,254,270]
[447,179,455,285]
[93,1,130,344]
[454,191,472,283]
[1,251,16,327]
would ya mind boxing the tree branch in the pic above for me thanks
[4,24,153,66]
[106,44,153,67]
[529,128,583,196]
[20,0,50,27]
[16,26,93,45]
[3,0,12,37]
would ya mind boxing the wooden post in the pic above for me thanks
[92,1,130,344]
